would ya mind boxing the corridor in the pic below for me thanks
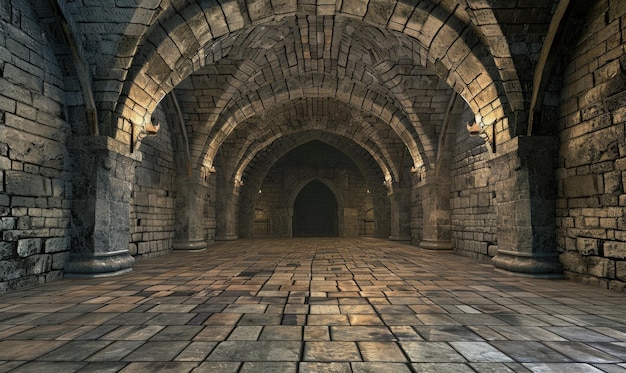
[0,238,624,372]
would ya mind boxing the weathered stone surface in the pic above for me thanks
[17,238,41,257]
[604,241,626,259]
[5,171,53,197]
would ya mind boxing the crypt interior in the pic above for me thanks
[1,0,626,371]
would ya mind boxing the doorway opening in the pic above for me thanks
[292,180,338,237]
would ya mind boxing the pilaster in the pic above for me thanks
[418,176,453,250]
[65,136,139,277]
[490,136,562,277]
[173,178,208,251]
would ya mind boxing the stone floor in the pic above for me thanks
[0,238,625,373]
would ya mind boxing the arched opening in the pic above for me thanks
[292,180,338,237]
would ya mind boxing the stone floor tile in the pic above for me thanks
[119,362,199,373]
[416,314,461,325]
[400,342,467,362]
[330,325,396,341]
[0,238,625,370]
[358,341,407,362]
[415,325,484,341]
[150,325,203,341]
[468,362,522,372]
[174,341,217,361]
[9,361,87,373]
[38,340,112,361]
[522,363,605,372]
[240,362,298,372]
[303,325,330,341]
[237,313,282,325]
[100,325,164,340]
[299,362,351,373]
[351,362,412,372]
[489,341,572,363]
[78,362,128,372]
[450,341,515,362]
[122,341,190,361]
[542,341,623,363]
[206,341,301,361]
[545,327,618,342]
[259,325,302,340]
[307,314,350,325]
[489,325,568,341]
[86,340,145,361]
[0,340,66,360]
[589,342,626,360]
[303,341,361,361]
[227,325,263,340]
[411,362,475,372]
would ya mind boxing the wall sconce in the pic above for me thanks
[466,121,481,136]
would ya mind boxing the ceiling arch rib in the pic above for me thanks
[223,98,403,187]
[197,74,425,177]
[238,131,389,203]
[116,1,520,153]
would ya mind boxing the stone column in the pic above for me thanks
[65,136,138,277]
[173,178,208,251]
[216,191,238,241]
[419,176,453,250]
[490,136,562,277]
[389,184,411,241]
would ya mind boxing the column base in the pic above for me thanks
[419,239,454,250]
[492,249,563,278]
[172,239,206,251]
[64,250,135,278]
[215,234,238,241]
[389,235,411,241]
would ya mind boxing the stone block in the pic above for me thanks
[576,237,600,255]
[17,238,41,257]
[44,237,69,253]
[586,257,614,278]
[0,260,25,281]
[0,217,16,230]
[0,242,16,259]
[5,171,52,197]
[51,252,69,270]
[26,255,51,275]
[604,241,626,259]
[563,174,604,198]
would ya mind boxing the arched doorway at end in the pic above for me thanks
[293,180,338,237]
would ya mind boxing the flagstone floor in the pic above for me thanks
[0,238,625,373]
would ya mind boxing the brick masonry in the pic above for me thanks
[0,0,625,292]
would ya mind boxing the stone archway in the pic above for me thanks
[292,180,339,237]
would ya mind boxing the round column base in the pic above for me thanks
[173,239,206,251]
[215,234,238,241]
[64,250,135,278]
[419,239,454,250]
[492,250,563,278]
[389,235,411,241]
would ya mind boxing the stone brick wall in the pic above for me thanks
[450,116,497,260]
[556,0,626,291]
[129,108,176,260]
[0,1,71,291]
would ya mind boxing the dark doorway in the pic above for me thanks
[293,180,338,237]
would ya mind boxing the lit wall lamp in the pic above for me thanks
[466,121,481,136]
[133,120,161,151]
[233,178,244,195]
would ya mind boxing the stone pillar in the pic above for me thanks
[65,136,138,277]
[389,185,411,241]
[173,178,208,251]
[419,176,453,250]
[490,136,562,277]
[216,192,238,241]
